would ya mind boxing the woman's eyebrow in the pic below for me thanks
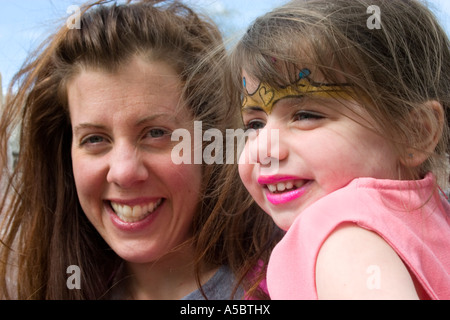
[73,123,107,135]
[134,113,180,127]
[73,113,185,134]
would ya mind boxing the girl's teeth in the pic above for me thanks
[294,181,305,188]
[111,200,162,223]
[267,181,305,193]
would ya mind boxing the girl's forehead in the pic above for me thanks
[241,70,260,94]
[241,68,353,115]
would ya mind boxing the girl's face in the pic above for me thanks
[69,56,202,264]
[239,71,400,231]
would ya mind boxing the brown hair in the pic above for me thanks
[0,0,281,299]
[230,0,450,187]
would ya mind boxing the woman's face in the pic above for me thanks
[69,56,202,263]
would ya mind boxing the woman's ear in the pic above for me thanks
[400,100,444,168]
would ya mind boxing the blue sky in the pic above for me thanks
[0,0,449,93]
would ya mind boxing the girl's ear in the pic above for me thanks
[400,100,444,168]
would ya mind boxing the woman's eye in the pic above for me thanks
[244,120,266,131]
[147,128,168,138]
[81,135,105,145]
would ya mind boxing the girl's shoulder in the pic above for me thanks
[315,222,420,299]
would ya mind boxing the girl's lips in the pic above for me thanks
[257,175,311,205]
[257,175,299,184]
[265,187,307,205]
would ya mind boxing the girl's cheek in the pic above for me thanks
[238,163,255,193]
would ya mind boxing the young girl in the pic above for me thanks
[230,0,450,299]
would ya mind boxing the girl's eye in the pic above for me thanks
[244,119,266,131]
[293,110,324,121]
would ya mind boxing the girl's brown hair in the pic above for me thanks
[230,0,450,187]
[0,0,281,299]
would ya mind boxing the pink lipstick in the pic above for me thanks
[258,175,310,205]
[265,188,307,205]
[257,175,299,184]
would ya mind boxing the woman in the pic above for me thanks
[0,0,281,299]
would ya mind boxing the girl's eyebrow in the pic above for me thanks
[242,96,309,115]
[283,96,310,107]
[242,106,265,113]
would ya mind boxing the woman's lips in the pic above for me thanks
[110,199,163,223]
[105,198,164,231]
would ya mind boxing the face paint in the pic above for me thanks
[242,69,352,114]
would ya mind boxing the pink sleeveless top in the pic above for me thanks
[267,174,450,299]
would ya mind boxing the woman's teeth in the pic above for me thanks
[111,199,162,223]
[267,181,305,193]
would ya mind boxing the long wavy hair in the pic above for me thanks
[0,0,282,299]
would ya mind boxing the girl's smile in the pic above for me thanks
[239,71,400,230]
[257,175,312,205]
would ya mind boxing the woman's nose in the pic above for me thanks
[106,142,149,189]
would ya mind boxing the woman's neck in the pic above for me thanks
[122,246,218,300]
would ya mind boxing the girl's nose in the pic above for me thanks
[246,124,288,168]
[106,142,149,189]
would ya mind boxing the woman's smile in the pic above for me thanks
[108,198,164,223]
[69,57,202,264]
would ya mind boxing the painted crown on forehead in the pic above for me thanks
[242,69,351,114]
